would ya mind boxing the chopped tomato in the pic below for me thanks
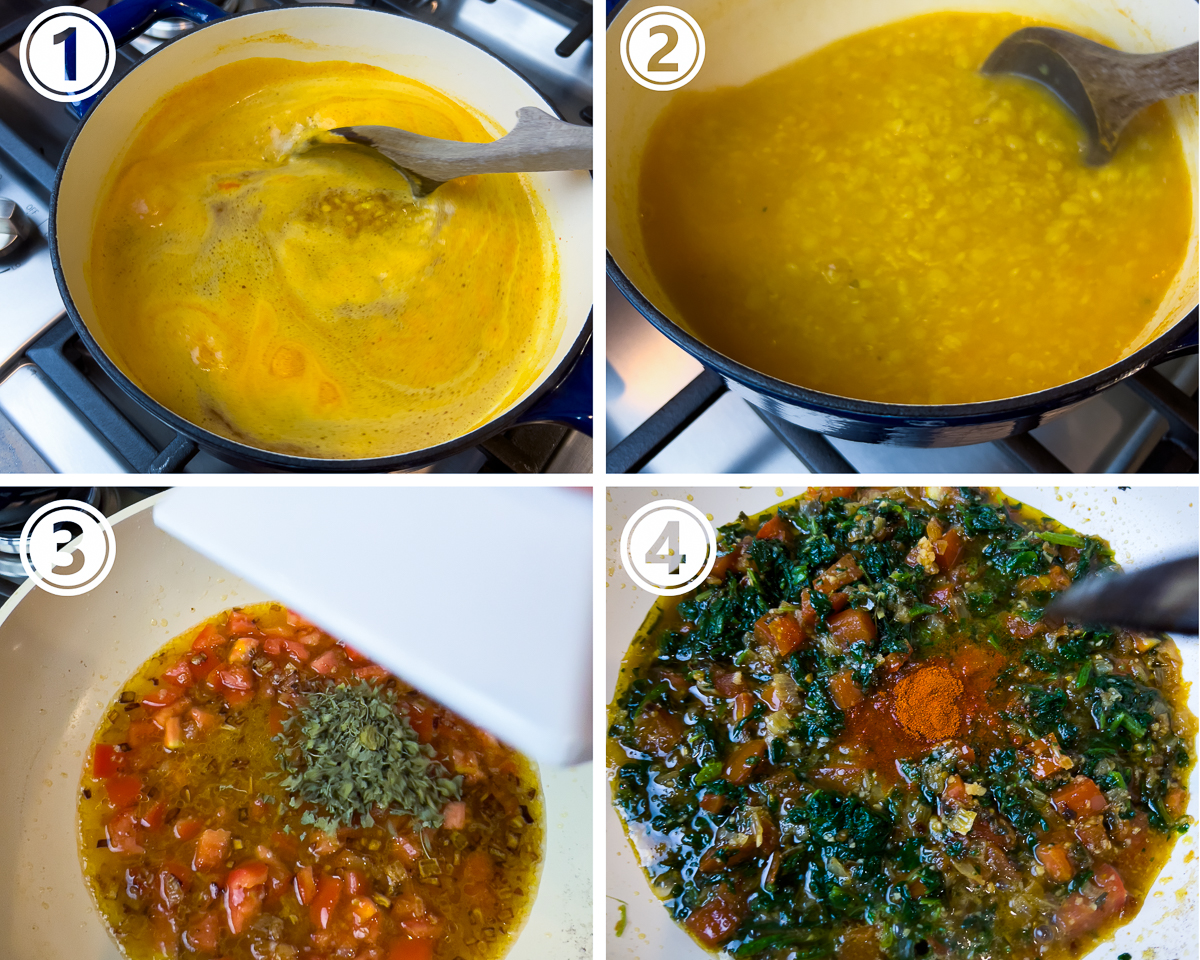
[798,589,818,632]
[310,874,343,930]
[811,486,857,502]
[226,611,257,636]
[128,719,161,748]
[406,703,434,742]
[926,582,955,611]
[766,614,804,657]
[684,884,748,946]
[810,764,867,793]
[310,649,343,675]
[814,555,864,595]
[462,850,494,884]
[1003,613,1045,639]
[173,817,204,842]
[1034,842,1075,882]
[263,636,282,656]
[827,608,877,645]
[711,669,748,698]
[442,801,467,830]
[282,639,311,663]
[708,551,738,582]
[191,624,224,652]
[724,740,767,786]
[1051,776,1108,818]
[185,911,221,953]
[193,828,231,872]
[935,528,963,570]
[828,670,863,711]
[632,708,684,757]
[388,940,435,960]
[1054,863,1126,937]
[162,660,192,687]
[189,707,220,735]
[294,865,317,905]
[732,692,755,723]
[141,685,182,709]
[755,514,791,542]
[105,808,144,854]
[699,793,727,814]
[1073,815,1112,855]
[139,801,166,831]
[225,860,269,934]
[354,665,389,682]
[215,665,254,691]
[93,743,124,779]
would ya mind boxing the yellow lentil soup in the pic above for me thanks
[637,12,1193,405]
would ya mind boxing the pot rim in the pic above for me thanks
[606,253,1198,427]
[50,3,593,472]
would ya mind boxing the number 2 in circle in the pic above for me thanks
[53,25,77,82]
[645,520,685,575]
[647,24,679,72]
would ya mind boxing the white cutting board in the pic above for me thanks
[154,485,592,766]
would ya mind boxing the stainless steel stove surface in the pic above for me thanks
[607,279,1199,474]
[0,0,592,473]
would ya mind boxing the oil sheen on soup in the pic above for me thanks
[637,13,1193,404]
[608,487,1195,960]
[79,603,543,960]
[88,59,561,458]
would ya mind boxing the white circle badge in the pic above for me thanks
[20,6,116,103]
[620,499,717,596]
[620,6,705,92]
[20,499,117,597]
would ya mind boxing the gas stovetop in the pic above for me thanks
[606,279,1199,474]
[0,0,592,473]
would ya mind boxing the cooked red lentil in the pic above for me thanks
[80,602,543,960]
[609,488,1195,960]
[637,13,1193,404]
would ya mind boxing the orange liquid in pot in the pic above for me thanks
[637,12,1193,405]
[87,58,561,459]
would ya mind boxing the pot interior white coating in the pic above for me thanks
[605,486,1198,960]
[0,497,591,959]
[56,6,592,445]
[607,0,1198,374]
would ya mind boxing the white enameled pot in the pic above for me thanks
[53,2,593,469]
[607,0,1198,447]
[605,486,1198,960]
[0,496,591,959]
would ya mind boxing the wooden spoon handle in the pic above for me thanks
[332,107,593,182]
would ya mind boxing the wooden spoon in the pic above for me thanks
[981,27,1198,165]
[328,106,592,198]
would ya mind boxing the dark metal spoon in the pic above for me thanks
[327,106,592,198]
[1044,555,1198,635]
[981,28,1198,165]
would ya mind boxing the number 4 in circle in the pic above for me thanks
[645,520,685,575]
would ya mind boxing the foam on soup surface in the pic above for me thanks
[88,59,561,458]
[637,12,1192,405]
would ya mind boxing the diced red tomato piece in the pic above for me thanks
[814,555,864,595]
[685,884,748,946]
[127,719,160,748]
[828,670,863,711]
[406,703,434,742]
[191,624,224,652]
[141,685,182,709]
[756,613,804,658]
[139,801,166,831]
[827,608,877,645]
[105,809,144,854]
[1051,776,1108,818]
[341,643,371,664]
[189,707,220,735]
[193,828,231,872]
[814,487,857,502]
[310,875,343,930]
[354,665,389,682]
[294,864,317,905]
[310,650,343,675]
[282,639,311,663]
[225,860,269,934]
[699,793,727,814]
[755,514,791,542]
[92,743,124,779]
[732,692,755,723]
[442,801,467,830]
[723,740,767,786]
[216,665,254,691]
[388,939,435,960]
[163,660,192,687]
[226,611,256,636]
[708,551,738,583]
[462,850,494,884]
[174,817,204,841]
[798,589,818,632]
[935,528,963,570]
[1054,863,1126,937]
[926,583,955,611]
[1003,613,1046,639]
[263,636,282,656]
[185,911,221,953]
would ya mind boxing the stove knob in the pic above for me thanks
[0,198,34,259]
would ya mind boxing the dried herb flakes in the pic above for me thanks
[276,680,460,833]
